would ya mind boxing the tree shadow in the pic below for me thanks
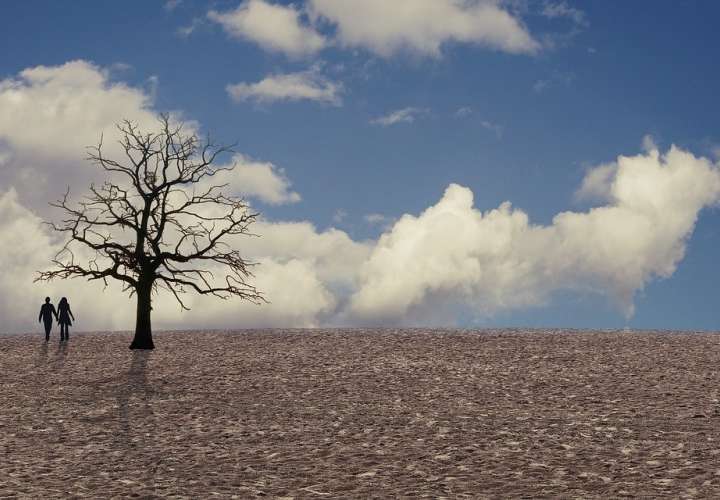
[78,350,166,491]
[113,350,162,487]
[116,351,155,440]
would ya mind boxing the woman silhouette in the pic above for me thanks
[57,297,75,342]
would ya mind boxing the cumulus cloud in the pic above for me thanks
[202,154,301,205]
[0,188,136,333]
[349,147,720,323]
[226,67,342,105]
[0,191,361,332]
[0,187,371,333]
[2,61,718,334]
[2,138,718,333]
[308,0,540,57]
[0,61,344,333]
[574,163,616,203]
[371,107,426,126]
[208,0,326,58]
[0,60,168,214]
[151,257,339,329]
[0,60,157,162]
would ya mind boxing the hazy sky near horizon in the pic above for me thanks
[1,1,719,333]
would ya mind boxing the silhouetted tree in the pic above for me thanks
[36,115,264,349]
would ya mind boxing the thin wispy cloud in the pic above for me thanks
[455,106,473,118]
[364,213,387,225]
[371,107,427,126]
[541,1,587,27]
[164,0,182,12]
[333,209,348,223]
[177,17,204,37]
[533,71,575,93]
[480,120,503,138]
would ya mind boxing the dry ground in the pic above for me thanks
[1,329,720,498]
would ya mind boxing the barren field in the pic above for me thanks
[1,329,720,498]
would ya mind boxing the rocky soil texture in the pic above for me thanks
[1,328,720,498]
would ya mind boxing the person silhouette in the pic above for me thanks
[57,297,75,342]
[38,297,58,342]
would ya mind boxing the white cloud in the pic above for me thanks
[227,67,342,105]
[0,191,358,332]
[245,220,371,287]
[2,140,718,333]
[2,62,719,333]
[0,60,157,162]
[349,146,720,323]
[0,60,167,214]
[209,0,326,58]
[154,218,372,328]
[371,107,426,126]
[309,0,540,57]
[202,154,301,205]
[0,188,136,333]
[574,162,617,203]
[152,257,338,329]
[0,61,340,333]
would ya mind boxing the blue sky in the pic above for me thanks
[1,1,719,332]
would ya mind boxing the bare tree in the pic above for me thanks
[36,114,264,349]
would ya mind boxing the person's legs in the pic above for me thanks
[43,320,52,342]
[60,323,66,341]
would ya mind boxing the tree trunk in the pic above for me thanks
[129,281,154,350]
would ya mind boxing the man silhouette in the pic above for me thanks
[38,297,58,342]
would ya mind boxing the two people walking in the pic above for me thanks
[38,297,74,342]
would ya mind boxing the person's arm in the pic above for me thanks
[52,305,58,321]
[69,307,75,321]
[38,306,43,323]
